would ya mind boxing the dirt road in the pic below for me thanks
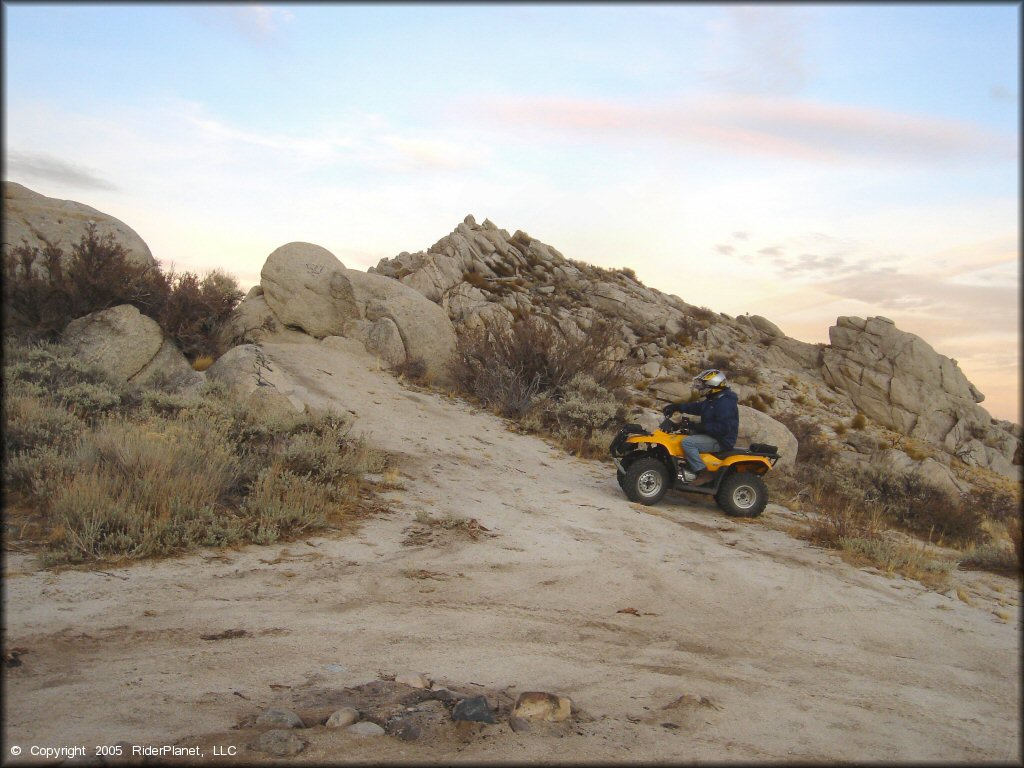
[3,338,1019,763]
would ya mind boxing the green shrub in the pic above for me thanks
[279,416,386,484]
[2,340,391,564]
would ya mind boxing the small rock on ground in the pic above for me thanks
[326,707,360,728]
[256,707,305,729]
[394,672,431,688]
[452,695,496,723]
[346,721,386,737]
[254,729,306,756]
[511,691,573,722]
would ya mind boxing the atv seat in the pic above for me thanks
[710,443,779,459]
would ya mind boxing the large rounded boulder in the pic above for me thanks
[61,304,197,387]
[737,405,798,470]
[3,181,154,269]
[260,242,359,338]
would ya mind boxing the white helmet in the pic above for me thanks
[692,368,728,395]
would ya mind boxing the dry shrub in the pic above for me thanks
[241,465,345,545]
[157,269,243,360]
[851,413,868,430]
[840,537,955,588]
[802,474,883,548]
[449,314,629,419]
[773,412,839,466]
[687,305,716,325]
[706,352,733,371]
[2,225,169,339]
[866,468,984,546]
[1009,516,1023,569]
[192,355,215,372]
[960,484,1019,523]
[2,225,242,360]
[393,356,429,384]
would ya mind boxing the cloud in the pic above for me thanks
[713,243,735,255]
[190,5,294,45]
[4,150,118,191]
[478,95,1015,166]
[376,136,492,172]
[231,5,294,41]
[172,101,490,174]
[822,269,1017,325]
[699,7,811,96]
[732,231,749,240]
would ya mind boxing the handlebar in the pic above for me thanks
[659,415,699,434]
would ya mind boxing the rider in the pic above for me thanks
[662,369,739,486]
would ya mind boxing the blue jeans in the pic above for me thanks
[682,434,721,472]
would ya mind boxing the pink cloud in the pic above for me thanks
[478,95,1014,165]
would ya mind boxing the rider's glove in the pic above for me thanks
[662,403,678,417]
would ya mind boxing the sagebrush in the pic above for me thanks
[2,339,388,564]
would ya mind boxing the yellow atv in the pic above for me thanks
[609,416,779,517]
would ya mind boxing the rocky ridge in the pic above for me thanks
[370,215,1019,480]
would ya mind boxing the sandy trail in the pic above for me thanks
[3,338,1019,763]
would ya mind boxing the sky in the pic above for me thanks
[3,2,1020,423]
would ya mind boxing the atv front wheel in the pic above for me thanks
[715,472,768,518]
[622,457,670,505]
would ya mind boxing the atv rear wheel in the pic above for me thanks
[622,457,670,505]
[715,472,768,517]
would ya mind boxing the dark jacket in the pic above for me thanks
[674,388,739,450]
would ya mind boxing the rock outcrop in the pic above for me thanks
[3,181,154,269]
[821,316,1015,476]
[235,242,459,382]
